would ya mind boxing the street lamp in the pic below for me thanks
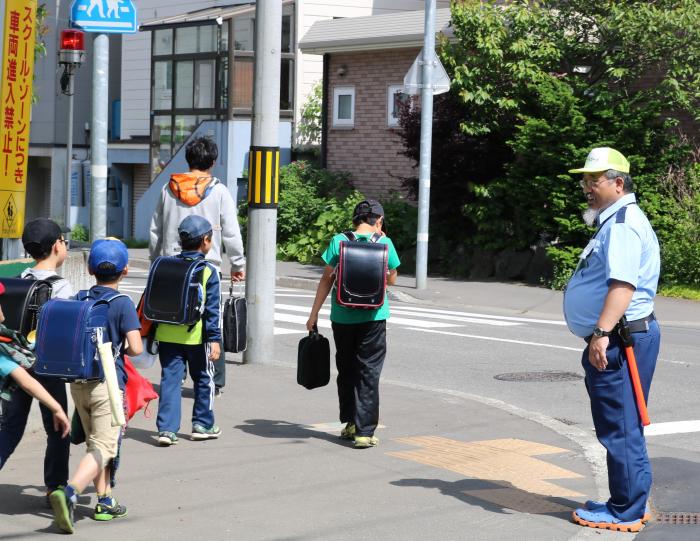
[58,29,86,235]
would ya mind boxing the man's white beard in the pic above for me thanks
[582,208,598,227]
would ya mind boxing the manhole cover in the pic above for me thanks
[494,371,584,382]
[657,512,700,525]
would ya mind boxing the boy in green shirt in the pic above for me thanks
[307,199,400,448]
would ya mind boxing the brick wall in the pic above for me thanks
[326,49,419,198]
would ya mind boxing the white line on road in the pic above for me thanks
[405,327,581,352]
[391,307,521,327]
[396,305,567,326]
[645,420,700,436]
[275,304,461,329]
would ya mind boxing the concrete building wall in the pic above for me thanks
[325,49,418,197]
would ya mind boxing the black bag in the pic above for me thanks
[223,283,247,353]
[143,256,207,325]
[0,276,60,337]
[297,328,330,390]
[336,231,388,309]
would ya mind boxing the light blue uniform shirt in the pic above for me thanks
[563,193,660,338]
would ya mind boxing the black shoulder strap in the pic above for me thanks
[369,232,382,243]
[616,206,628,223]
[343,231,356,242]
[44,275,62,284]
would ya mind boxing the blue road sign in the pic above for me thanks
[70,0,137,34]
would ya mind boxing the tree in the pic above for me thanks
[397,0,700,285]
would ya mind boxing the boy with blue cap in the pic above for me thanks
[50,238,142,534]
[155,215,222,446]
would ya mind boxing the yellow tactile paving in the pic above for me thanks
[388,437,584,498]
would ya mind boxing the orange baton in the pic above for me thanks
[619,317,651,426]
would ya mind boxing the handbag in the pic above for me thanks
[223,282,247,353]
[297,327,330,390]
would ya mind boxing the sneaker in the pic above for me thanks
[157,431,178,446]
[354,435,379,449]
[191,424,221,440]
[340,423,356,440]
[585,500,651,523]
[46,485,65,509]
[94,499,128,521]
[49,488,75,534]
[572,508,644,533]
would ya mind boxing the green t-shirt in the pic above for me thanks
[322,232,401,324]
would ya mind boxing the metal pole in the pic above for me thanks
[64,70,74,232]
[243,0,281,364]
[90,34,109,241]
[415,0,435,290]
[227,17,235,120]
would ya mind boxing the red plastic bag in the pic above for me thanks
[124,356,158,421]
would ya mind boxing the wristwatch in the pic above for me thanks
[593,326,613,338]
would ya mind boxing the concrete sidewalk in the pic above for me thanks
[1,361,614,540]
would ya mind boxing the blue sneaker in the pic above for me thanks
[572,507,644,532]
[584,500,651,523]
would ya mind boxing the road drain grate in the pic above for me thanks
[494,371,584,382]
[656,512,700,525]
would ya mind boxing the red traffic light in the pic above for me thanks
[60,29,85,52]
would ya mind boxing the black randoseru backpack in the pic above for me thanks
[0,275,61,337]
[335,231,388,309]
[142,256,207,325]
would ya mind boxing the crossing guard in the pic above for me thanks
[563,147,661,532]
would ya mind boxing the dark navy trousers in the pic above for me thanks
[157,342,215,433]
[332,320,386,437]
[582,320,660,522]
[0,374,70,490]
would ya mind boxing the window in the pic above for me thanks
[387,85,409,127]
[333,87,355,127]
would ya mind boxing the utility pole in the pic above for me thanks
[90,34,108,241]
[415,0,436,290]
[243,0,282,364]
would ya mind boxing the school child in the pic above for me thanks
[0,283,70,442]
[49,238,142,534]
[154,215,222,446]
[0,218,73,500]
[306,199,400,448]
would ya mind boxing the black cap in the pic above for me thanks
[353,199,384,219]
[22,219,69,254]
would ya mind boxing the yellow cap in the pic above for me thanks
[568,147,630,174]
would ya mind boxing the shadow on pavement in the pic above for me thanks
[391,478,580,522]
[234,419,349,447]
[0,483,93,530]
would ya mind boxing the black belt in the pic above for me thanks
[626,312,656,333]
[585,313,655,343]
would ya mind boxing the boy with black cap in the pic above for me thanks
[306,199,400,448]
[0,218,73,502]
[155,215,222,446]
[49,238,142,534]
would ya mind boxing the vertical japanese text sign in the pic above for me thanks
[0,0,37,238]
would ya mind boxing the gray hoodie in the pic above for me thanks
[149,174,246,273]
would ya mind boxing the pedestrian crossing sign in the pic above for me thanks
[70,0,137,34]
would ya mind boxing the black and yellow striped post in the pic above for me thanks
[248,146,280,208]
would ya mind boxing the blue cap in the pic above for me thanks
[88,238,129,275]
[178,215,212,240]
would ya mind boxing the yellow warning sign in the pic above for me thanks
[0,0,37,237]
[247,146,279,208]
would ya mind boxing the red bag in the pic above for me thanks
[123,356,158,421]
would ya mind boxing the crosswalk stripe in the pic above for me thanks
[390,307,520,327]
[274,304,461,329]
[393,305,566,326]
